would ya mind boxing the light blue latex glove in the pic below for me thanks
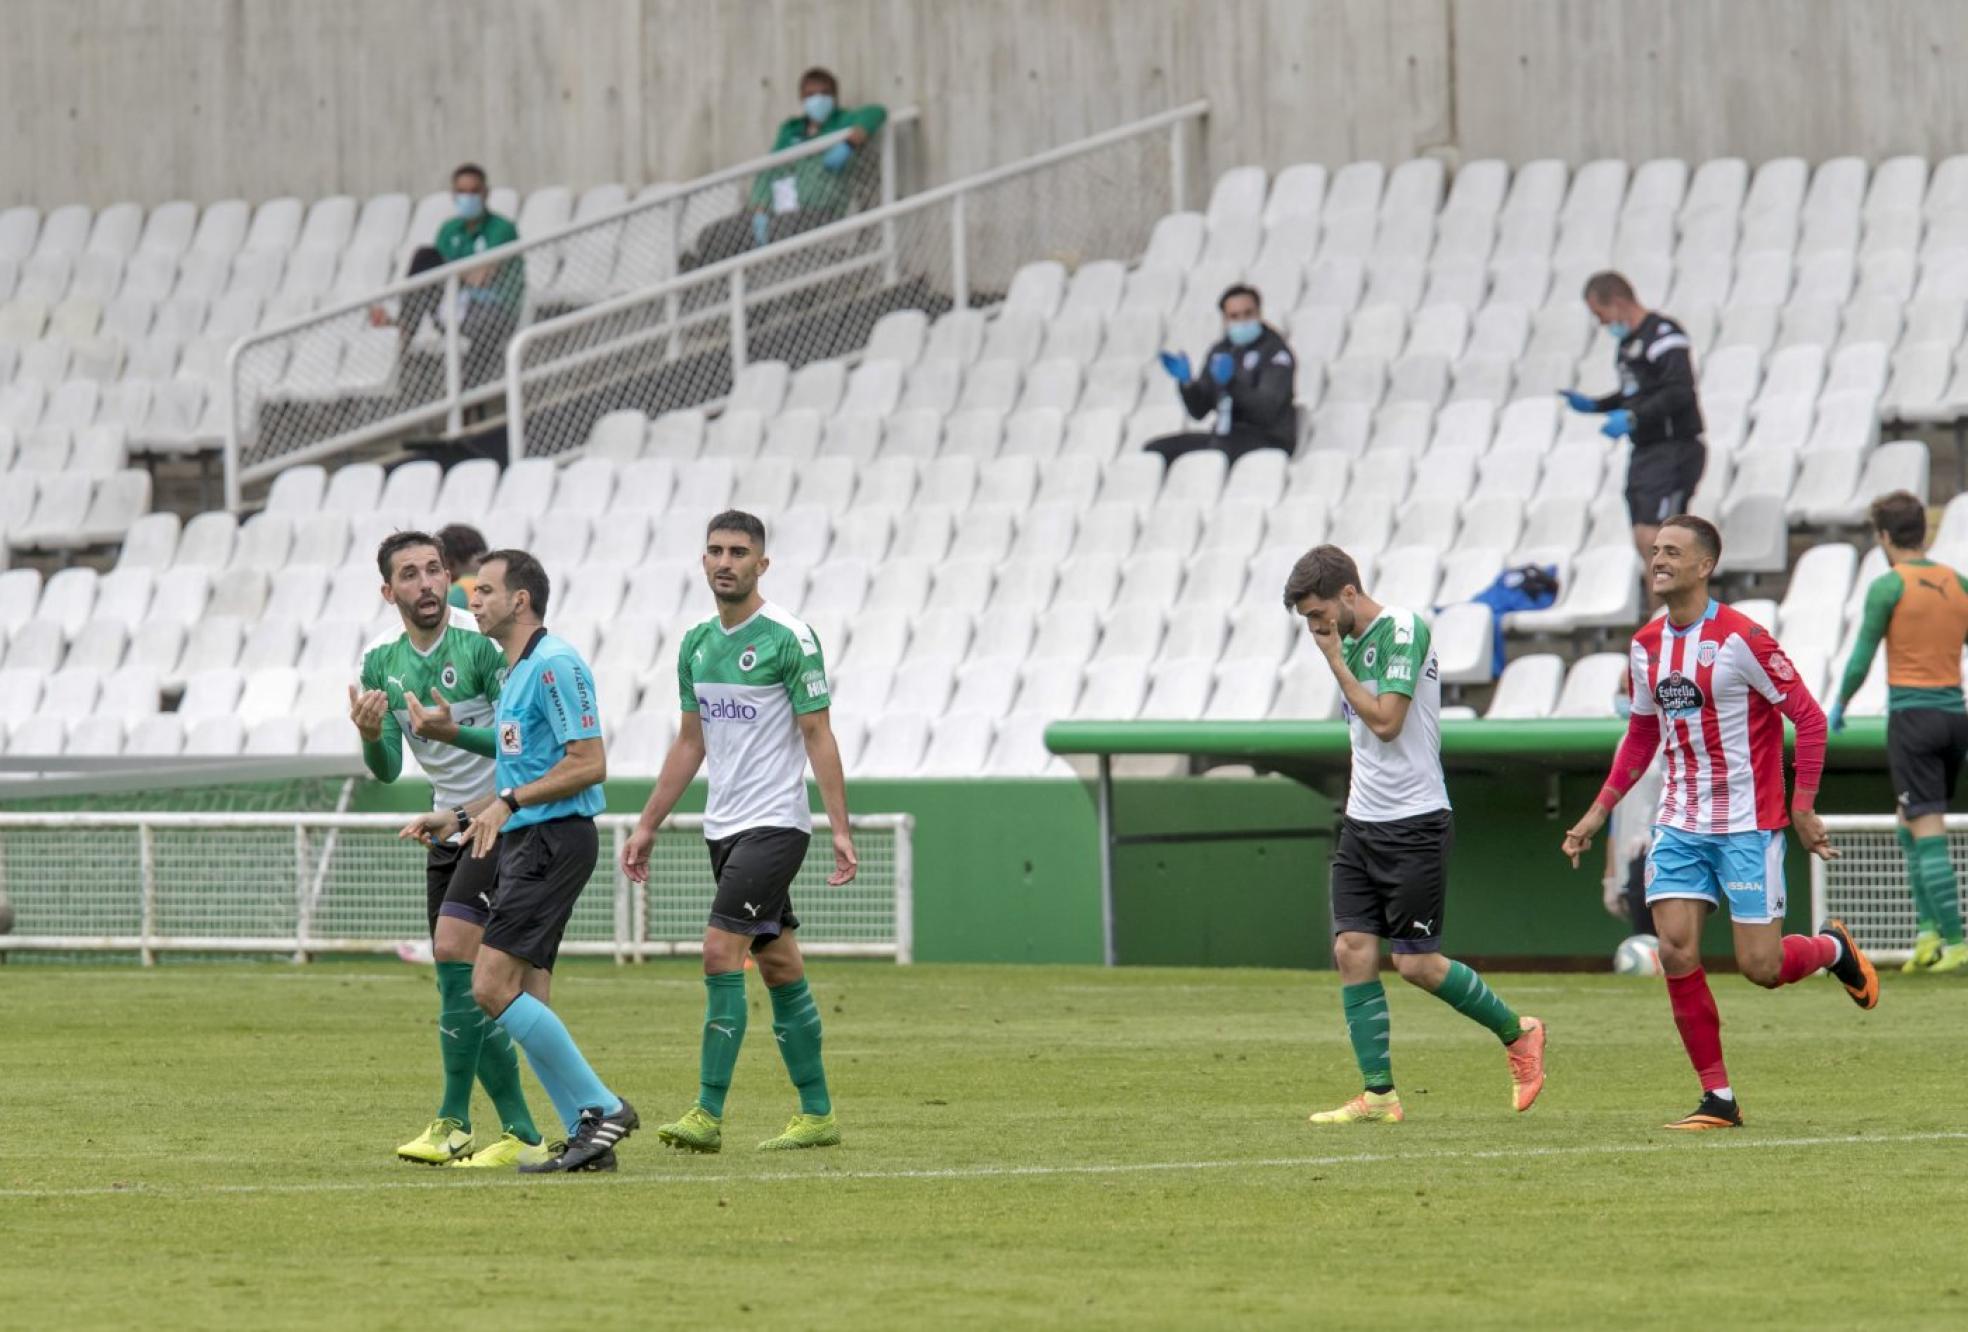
[821,141,853,173]
[1560,389,1597,412]
[1209,351,1236,387]
[1828,702,1846,733]
[1157,350,1193,384]
[750,212,770,247]
[1601,408,1634,439]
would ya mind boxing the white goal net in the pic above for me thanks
[1813,814,1968,963]
[0,812,912,963]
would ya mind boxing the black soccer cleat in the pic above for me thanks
[1819,918,1880,1009]
[519,1098,638,1173]
[1663,1091,1744,1131]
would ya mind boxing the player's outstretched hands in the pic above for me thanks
[348,685,389,741]
[621,825,656,884]
[1562,803,1608,869]
[405,689,458,742]
[1792,808,1839,862]
[399,809,456,847]
[828,830,859,886]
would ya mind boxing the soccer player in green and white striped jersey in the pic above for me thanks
[1283,544,1548,1124]
[350,530,550,1168]
[621,510,857,1153]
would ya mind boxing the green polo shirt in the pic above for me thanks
[749,103,889,217]
[433,213,524,309]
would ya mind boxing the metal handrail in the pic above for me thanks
[501,100,1210,459]
[222,106,920,507]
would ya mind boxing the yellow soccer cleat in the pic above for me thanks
[397,1117,473,1165]
[1308,1090,1404,1124]
[1930,942,1968,974]
[1902,932,1943,972]
[655,1105,724,1154]
[446,1132,561,1170]
[757,1112,841,1151]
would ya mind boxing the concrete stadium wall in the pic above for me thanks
[13,1,1968,209]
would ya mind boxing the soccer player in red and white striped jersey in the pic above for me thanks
[1560,515,1879,1131]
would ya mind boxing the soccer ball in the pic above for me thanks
[1614,934,1662,976]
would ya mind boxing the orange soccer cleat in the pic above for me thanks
[1506,1016,1547,1112]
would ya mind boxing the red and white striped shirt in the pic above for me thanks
[1599,600,1826,833]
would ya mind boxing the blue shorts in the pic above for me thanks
[1644,826,1787,925]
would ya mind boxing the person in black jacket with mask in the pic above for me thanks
[1145,285,1298,467]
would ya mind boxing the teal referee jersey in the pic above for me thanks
[495,629,605,829]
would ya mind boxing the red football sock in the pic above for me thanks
[1665,967,1729,1092]
[1777,933,1838,986]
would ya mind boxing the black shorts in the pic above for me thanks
[1329,809,1453,954]
[426,838,499,934]
[1888,708,1968,818]
[1625,439,1706,528]
[482,816,599,971]
[706,825,810,950]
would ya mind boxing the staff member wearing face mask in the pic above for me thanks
[1561,271,1706,566]
[1144,284,1299,467]
[371,163,525,388]
[682,67,889,269]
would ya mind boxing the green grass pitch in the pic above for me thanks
[1,961,1962,1329]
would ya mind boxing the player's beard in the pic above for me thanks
[712,571,755,605]
[398,591,446,632]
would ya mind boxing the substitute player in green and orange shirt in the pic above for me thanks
[1829,490,1968,973]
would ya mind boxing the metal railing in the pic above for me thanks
[0,811,913,964]
[222,108,919,509]
[503,101,1209,462]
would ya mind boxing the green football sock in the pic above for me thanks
[1340,980,1393,1092]
[1913,836,1965,945]
[1430,959,1524,1044]
[434,961,482,1128]
[473,1012,541,1144]
[1898,824,1938,936]
[768,977,832,1116]
[697,970,749,1117]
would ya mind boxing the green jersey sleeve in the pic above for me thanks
[1837,571,1903,705]
[678,626,701,712]
[780,624,832,715]
[1377,615,1430,700]
[356,647,403,782]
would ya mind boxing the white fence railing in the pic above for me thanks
[1812,812,1968,963]
[222,109,919,509]
[502,101,1209,463]
[0,811,913,964]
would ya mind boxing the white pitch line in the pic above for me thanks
[2,1130,1963,1203]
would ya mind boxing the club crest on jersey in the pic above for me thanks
[1766,651,1796,682]
[1362,644,1378,670]
[1654,671,1706,719]
[1696,640,1718,667]
[739,645,758,672]
[440,663,458,689]
[498,722,522,754]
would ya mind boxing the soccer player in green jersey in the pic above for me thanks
[350,531,549,1168]
[621,510,857,1153]
[1284,545,1548,1124]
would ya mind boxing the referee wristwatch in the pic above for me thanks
[499,788,522,814]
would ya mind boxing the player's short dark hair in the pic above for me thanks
[376,529,442,581]
[1582,271,1636,304]
[1218,283,1261,312]
[706,509,767,549]
[452,162,487,189]
[799,66,838,94]
[437,522,488,572]
[1282,544,1363,607]
[1659,514,1723,563]
[482,547,550,618]
[1869,490,1928,549]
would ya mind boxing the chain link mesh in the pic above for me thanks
[1815,816,1968,962]
[227,126,900,497]
[0,813,909,961]
[510,121,1179,461]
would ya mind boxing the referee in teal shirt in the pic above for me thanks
[403,547,635,1174]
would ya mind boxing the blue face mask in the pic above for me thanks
[454,192,485,221]
[1226,319,1262,347]
[1614,691,1632,720]
[803,93,836,124]
[1607,320,1630,342]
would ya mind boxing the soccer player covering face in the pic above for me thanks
[1286,545,1547,1125]
[621,510,856,1153]
[350,532,549,1168]
[1826,491,1968,973]
[1561,516,1877,1131]
[400,549,637,1172]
